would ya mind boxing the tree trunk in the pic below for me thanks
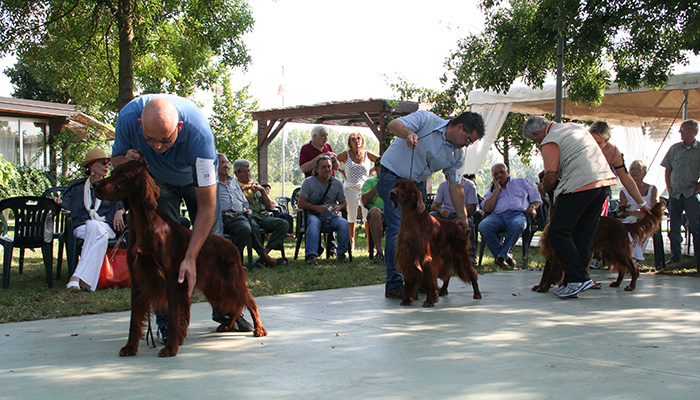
[116,0,134,110]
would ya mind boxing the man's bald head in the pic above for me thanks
[138,97,182,153]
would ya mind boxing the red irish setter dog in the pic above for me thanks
[94,160,267,357]
[533,202,664,293]
[389,179,481,307]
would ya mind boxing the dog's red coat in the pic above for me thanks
[389,179,481,307]
[533,202,664,292]
[94,160,267,357]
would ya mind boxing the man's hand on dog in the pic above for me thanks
[455,218,469,235]
[178,257,197,297]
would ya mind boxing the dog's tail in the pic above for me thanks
[624,202,665,246]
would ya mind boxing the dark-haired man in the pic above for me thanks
[379,110,485,299]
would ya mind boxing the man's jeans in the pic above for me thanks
[668,194,700,262]
[305,214,349,257]
[478,211,527,260]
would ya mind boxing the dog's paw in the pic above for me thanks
[158,346,178,357]
[624,285,635,291]
[253,326,268,337]
[531,285,539,291]
[216,324,234,333]
[119,345,138,357]
[399,299,413,306]
[609,282,621,287]
[473,292,482,299]
[421,301,436,307]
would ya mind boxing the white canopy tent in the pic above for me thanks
[461,72,700,193]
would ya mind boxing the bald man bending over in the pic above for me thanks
[112,94,252,342]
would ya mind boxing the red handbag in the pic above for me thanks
[98,230,130,289]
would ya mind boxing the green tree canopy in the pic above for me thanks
[444,0,700,107]
[0,0,254,116]
[210,79,258,164]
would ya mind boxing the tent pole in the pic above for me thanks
[683,89,688,120]
[555,31,563,122]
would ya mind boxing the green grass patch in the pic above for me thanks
[3,229,693,323]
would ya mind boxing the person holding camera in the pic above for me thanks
[297,156,349,265]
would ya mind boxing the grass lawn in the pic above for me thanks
[1,230,697,323]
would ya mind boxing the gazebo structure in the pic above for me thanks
[0,96,113,173]
[250,99,431,183]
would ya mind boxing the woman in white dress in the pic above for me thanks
[618,160,659,263]
[56,149,125,291]
[336,132,379,251]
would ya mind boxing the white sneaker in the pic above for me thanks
[589,258,601,269]
[555,280,595,298]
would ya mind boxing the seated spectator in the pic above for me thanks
[298,155,349,265]
[299,125,339,255]
[262,183,294,238]
[479,163,542,268]
[430,173,479,265]
[361,157,384,262]
[618,160,659,264]
[217,153,252,256]
[233,159,289,267]
[299,125,340,178]
[55,148,125,291]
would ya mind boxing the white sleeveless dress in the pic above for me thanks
[343,150,372,222]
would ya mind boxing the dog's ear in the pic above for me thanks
[139,167,160,211]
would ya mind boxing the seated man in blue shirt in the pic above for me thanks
[478,163,542,268]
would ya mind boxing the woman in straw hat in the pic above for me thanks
[55,148,125,291]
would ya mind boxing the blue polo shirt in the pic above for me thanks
[113,94,217,187]
[381,110,464,183]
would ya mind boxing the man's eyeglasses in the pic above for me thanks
[144,128,178,144]
[465,130,474,145]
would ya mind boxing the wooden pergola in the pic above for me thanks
[250,99,431,183]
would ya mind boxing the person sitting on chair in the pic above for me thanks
[56,148,125,291]
[262,183,294,238]
[233,159,289,267]
[298,155,349,265]
[361,157,384,262]
[217,153,252,256]
[478,162,541,268]
[430,173,479,265]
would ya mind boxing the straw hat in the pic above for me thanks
[80,148,110,167]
